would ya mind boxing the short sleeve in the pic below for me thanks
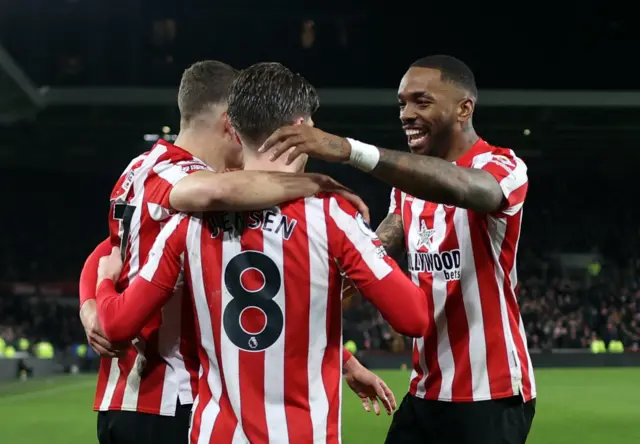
[139,214,188,291]
[388,188,402,216]
[475,150,528,216]
[325,195,397,290]
[148,159,211,210]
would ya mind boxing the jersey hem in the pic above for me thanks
[93,405,183,417]
[409,389,536,403]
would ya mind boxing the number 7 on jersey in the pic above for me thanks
[113,202,136,261]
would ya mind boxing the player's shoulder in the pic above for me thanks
[276,192,359,218]
[312,192,360,218]
[471,141,526,171]
[153,141,210,173]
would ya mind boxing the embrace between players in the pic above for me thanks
[79,56,536,444]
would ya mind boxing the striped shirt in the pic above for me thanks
[389,138,536,402]
[94,139,210,416]
[96,193,429,443]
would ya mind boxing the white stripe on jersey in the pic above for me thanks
[304,197,331,443]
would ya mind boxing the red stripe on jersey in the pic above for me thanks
[440,206,473,400]
[238,227,270,443]
[136,349,167,411]
[282,205,314,443]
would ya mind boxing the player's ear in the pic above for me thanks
[457,97,474,123]
[221,111,239,142]
[292,117,305,126]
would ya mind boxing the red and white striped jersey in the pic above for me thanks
[95,139,211,416]
[126,194,426,444]
[389,139,536,402]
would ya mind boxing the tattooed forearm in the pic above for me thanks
[376,213,405,261]
[372,148,503,213]
[322,136,349,153]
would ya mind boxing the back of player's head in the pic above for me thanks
[411,55,477,99]
[227,62,319,144]
[178,60,239,125]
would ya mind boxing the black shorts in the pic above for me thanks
[385,393,536,444]
[97,401,192,444]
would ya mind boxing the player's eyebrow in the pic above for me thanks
[397,91,435,101]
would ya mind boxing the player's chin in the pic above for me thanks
[407,137,431,155]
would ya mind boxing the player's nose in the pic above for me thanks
[399,104,417,123]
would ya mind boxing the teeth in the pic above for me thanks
[405,129,423,136]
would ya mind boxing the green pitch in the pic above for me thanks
[0,368,638,443]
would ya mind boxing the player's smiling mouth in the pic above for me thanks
[405,128,429,148]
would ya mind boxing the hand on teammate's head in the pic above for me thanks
[258,125,351,165]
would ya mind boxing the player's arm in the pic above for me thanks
[79,238,112,307]
[375,188,405,261]
[169,169,368,219]
[78,238,129,356]
[326,196,429,337]
[95,215,188,342]
[259,127,523,213]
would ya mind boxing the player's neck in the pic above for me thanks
[174,130,226,172]
[444,124,479,162]
[243,149,303,173]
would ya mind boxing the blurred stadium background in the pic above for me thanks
[1,2,640,443]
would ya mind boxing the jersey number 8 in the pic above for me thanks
[223,251,284,352]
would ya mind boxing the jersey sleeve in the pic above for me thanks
[387,188,402,216]
[96,214,189,342]
[79,238,112,306]
[475,150,528,216]
[147,159,211,210]
[138,213,188,291]
[325,195,429,338]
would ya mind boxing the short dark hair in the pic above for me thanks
[411,55,477,99]
[227,62,319,143]
[178,60,239,124]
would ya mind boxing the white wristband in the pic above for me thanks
[346,138,380,172]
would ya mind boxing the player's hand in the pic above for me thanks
[97,246,123,286]
[79,300,128,358]
[343,355,396,416]
[259,125,351,165]
[311,174,370,223]
[341,278,358,300]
